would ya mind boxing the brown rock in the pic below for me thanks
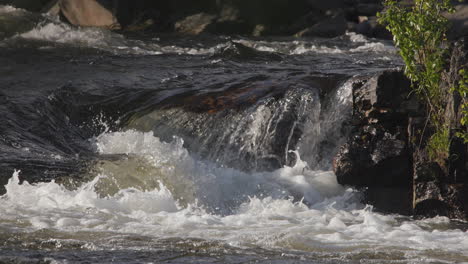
[59,0,120,29]
[174,13,216,35]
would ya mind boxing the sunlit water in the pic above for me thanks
[1,5,468,264]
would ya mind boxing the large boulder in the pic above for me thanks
[334,40,468,219]
[333,70,419,214]
[59,0,120,29]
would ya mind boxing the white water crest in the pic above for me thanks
[1,131,468,263]
[236,33,396,55]
[15,21,164,55]
[0,5,396,57]
[13,21,393,56]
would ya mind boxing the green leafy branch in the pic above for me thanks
[378,0,455,161]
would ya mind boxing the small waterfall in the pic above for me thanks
[126,78,353,172]
[126,84,317,171]
[298,78,354,170]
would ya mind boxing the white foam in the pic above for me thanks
[236,39,345,55]
[95,131,344,209]
[290,44,344,54]
[346,32,369,43]
[5,16,395,56]
[7,20,160,55]
[0,5,24,14]
[1,131,467,262]
[12,20,228,55]
[350,42,393,53]
[236,38,395,55]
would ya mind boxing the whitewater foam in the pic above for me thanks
[0,5,24,14]
[1,4,396,58]
[1,131,467,263]
[346,32,369,43]
[94,131,345,210]
[10,20,227,55]
[5,20,395,57]
[14,21,162,55]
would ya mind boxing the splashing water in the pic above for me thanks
[1,131,468,263]
[0,4,465,263]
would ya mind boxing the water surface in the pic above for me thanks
[1,5,467,264]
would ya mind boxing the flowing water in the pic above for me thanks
[1,5,468,264]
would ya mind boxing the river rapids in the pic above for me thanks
[1,5,468,264]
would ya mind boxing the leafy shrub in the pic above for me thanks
[378,0,455,161]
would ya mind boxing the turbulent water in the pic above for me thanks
[1,5,468,264]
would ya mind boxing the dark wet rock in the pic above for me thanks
[356,3,382,16]
[306,0,345,11]
[414,179,468,219]
[333,70,416,214]
[43,0,59,15]
[412,143,468,220]
[364,187,412,215]
[59,0,120,29]
[0,0,51,12]
[334,123,411,187]
[173,9,250,36]
[296,12,347,38]
[231,0,310,35]
[411,39,468,220]
[207,3,250,35]
[356,16,392,40]
[334,39,468,219]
